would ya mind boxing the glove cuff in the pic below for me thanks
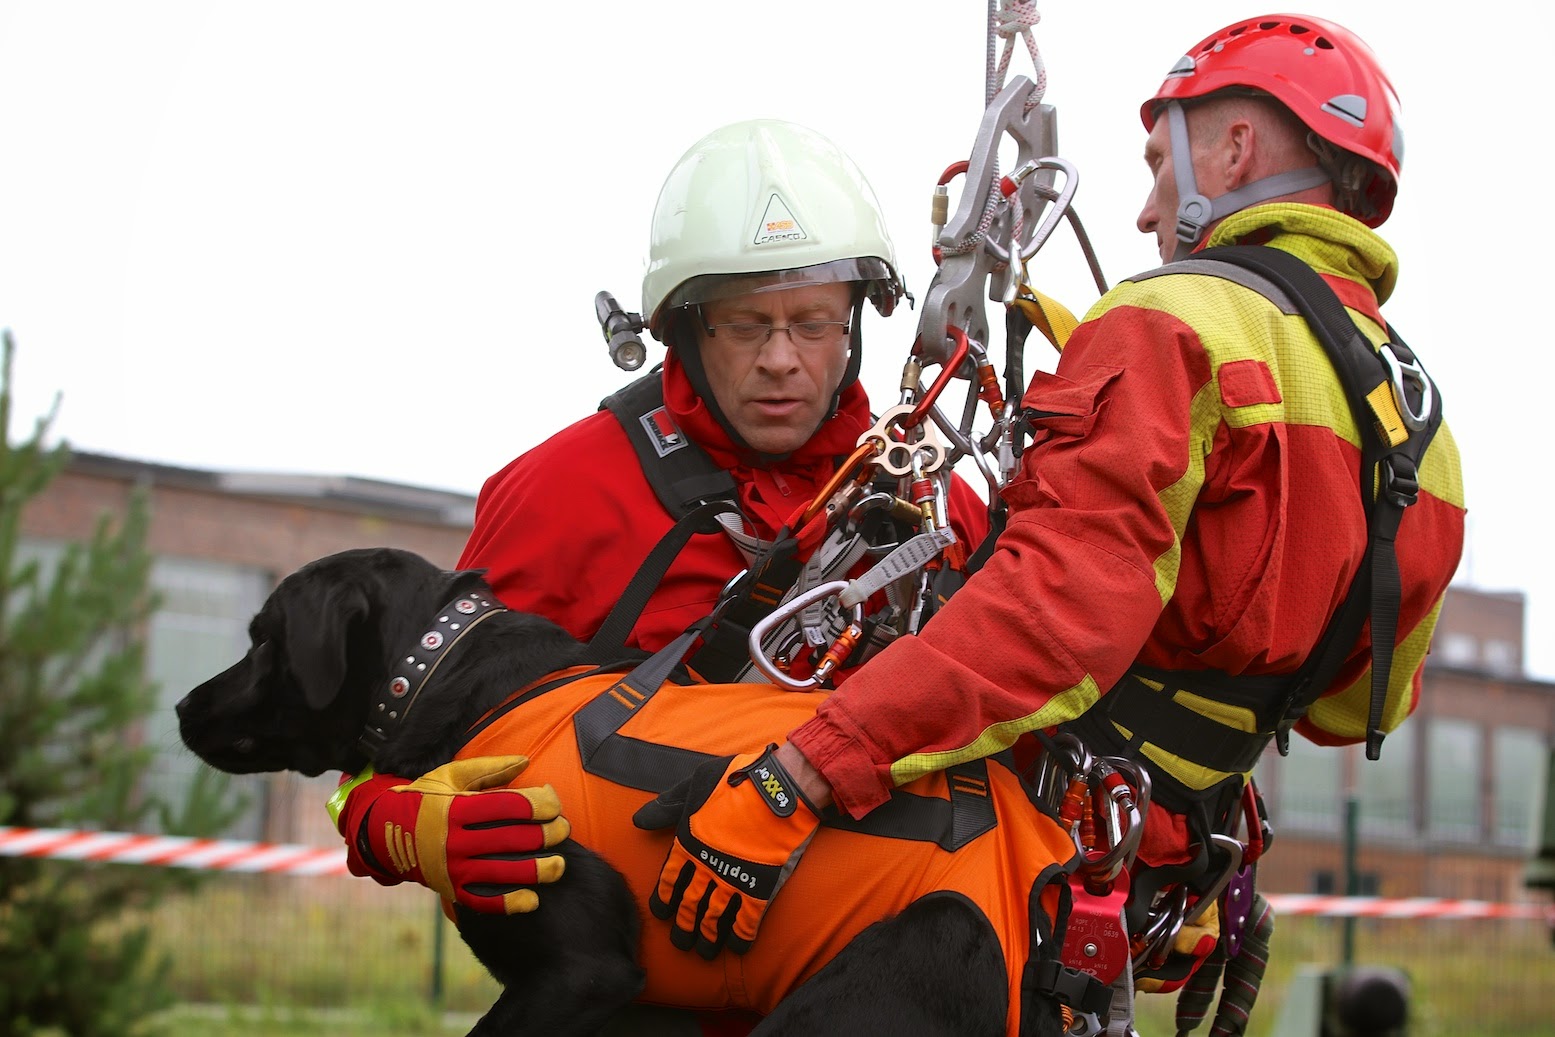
[733,744,821,822]
[333,770,416,885]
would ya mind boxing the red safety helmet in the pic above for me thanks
[1142,14,1402,226]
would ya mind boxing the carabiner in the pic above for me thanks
[1380,342,1435,432]
[746,580,852,691]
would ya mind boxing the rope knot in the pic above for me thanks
[995,0,1041,36]
[990,0,1048,107]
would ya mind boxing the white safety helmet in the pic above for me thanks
[642,119,904,340]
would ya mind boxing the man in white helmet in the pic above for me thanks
[326,119,988,1034]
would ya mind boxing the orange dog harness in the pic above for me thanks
[456,665,1081,1034]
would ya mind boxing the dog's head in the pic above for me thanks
[176,547,485,777]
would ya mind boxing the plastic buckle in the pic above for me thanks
[1025,958,1113,1021]
[1174,194,1212,249]
[1380,455,1420,509]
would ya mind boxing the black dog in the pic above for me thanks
[177,547,1075,1037]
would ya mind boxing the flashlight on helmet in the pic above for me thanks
[595,291,648,372]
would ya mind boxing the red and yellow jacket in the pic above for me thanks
[459,351,989,666]
[790,205,1465,860]
[457,667,1078,1034]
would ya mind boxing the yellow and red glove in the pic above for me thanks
[632,744,821,958]
[328,755,568,914]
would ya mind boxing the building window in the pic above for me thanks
[1271,733,1341,832]
[1482,640,1520,677]
[1437,631,1476,667]
[141,555,273,840]
[1357,731,1414,837]
[1427,719,1482,842]
[1492,728,1547,849]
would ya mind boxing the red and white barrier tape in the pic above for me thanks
[1264,893,1551,921]
[3,825,1551,922]
[0,824,348,877]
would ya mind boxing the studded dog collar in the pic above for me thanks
[358,587,508,756]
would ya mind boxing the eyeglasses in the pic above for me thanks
[702,318,852,348]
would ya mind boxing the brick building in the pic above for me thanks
[21,450,474,850]
[22,451,1554,901]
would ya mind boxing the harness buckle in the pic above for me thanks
[1174,194,1213,249]
[1028,954,1114,1024]
[1380,454,1420,509]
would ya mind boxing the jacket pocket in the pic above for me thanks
[1019,366,1124,442]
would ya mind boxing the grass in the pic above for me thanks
[157,1004,478,1036]
[138,875,1555,1036]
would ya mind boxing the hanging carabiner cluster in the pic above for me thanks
[744,416,962,691]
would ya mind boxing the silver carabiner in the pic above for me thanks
[1380,343,1435,432]
[747,580,851,691]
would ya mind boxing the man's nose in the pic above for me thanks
[1137,199,1157,236]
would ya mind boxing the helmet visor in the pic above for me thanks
[661,257,899,313]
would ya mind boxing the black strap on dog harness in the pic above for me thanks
[576,623,999,851]
[1065,245,1444,804]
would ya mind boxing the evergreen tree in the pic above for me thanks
[0,331,240,1036]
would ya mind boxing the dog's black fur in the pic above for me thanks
[177,547,1045,1037]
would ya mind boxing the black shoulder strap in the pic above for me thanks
[1194,245,1443,759]
[600,372,738,519]
[585,499,739,663]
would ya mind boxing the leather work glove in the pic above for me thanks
[328,755,569,914]
[632,744,822,958]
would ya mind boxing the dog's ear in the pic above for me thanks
[283,580,371,711]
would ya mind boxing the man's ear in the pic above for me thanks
[1222,117,1258,190]
[282,581,370,710]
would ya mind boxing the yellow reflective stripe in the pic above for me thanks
[1305,595,1444,740]
[888,678,1102,788]
[1419,424,1465,508]
[1150,376,1222,605]
[1108,716,1247,793]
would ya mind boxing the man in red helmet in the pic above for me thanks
[635,11,1465,998]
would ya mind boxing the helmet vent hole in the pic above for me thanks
[1259,21,1282,31]
[1313,36,1334,50]
[1289,24,1311,35]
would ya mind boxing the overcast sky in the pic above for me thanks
[2,1,1545,674]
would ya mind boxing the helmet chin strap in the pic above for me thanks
[1166,101,1333,262]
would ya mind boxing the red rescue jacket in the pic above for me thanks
[459,353,990,670]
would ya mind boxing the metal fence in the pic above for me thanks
[5,824,1551,1036]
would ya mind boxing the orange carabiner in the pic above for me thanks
[798,441,882,526]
